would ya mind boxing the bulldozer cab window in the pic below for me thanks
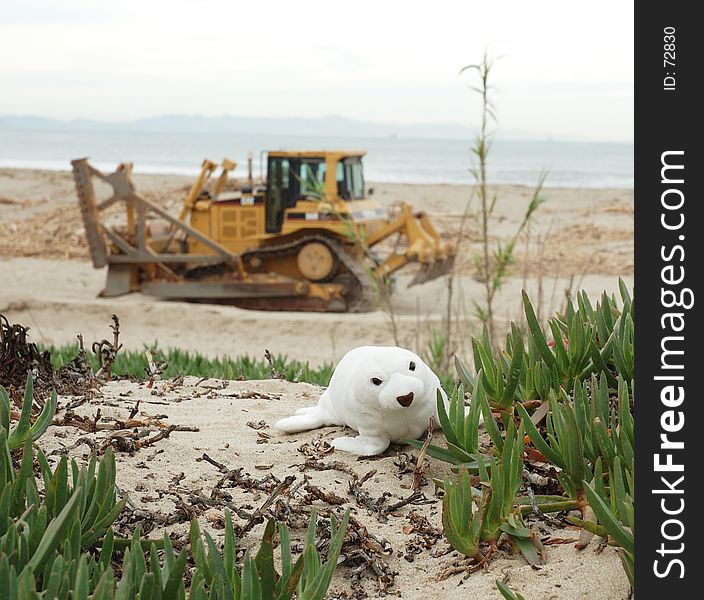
[337,157,365,200]
[298,160,326,198]
[266,157,291,233]
[266,156,327,232]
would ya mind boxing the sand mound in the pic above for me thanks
[37,376,631,599]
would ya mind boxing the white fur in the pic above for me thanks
[275,346,454,455]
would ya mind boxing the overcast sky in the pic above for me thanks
[1,1,633,142]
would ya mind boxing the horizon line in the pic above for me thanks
[0,113,635,145]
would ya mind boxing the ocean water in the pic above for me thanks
[0,128,633,188]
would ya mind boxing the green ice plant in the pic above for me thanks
[519,375,634,556]
[295,508,350,600]
[1,438,126,593]
[516,383,597,549]
[189,508,350,600]
[495,580,526,600]
[1,374,348,598]
[568,379,634,586]
[0,485,85,599]
[106,509,349,600]
[0,528,188,600]
[566,454,633,586]
[455,282,633,411]
[441,466,484,561]
[104,529,189,600]
[1,386,133,598]
[521,281,634,392]
[517,388,588,501]
[581,468,634,587]
[465,324,525,415]
[517,377,633,501]
[440,418,543,565]
[99,508,349,600]
[413,284,635,579]
[480,419,544,565]
[1,373,57,449]
[2,430,348,599]
[49,345,335,387]
[405,382,485,468]
[1,436,86,592]
[479,419,524,546]
[36,447,127,547]
[456,320,561,406]
[1,374,126,561]
[1,384,126,550]
[437,285,634,472]
[584,279,634,384]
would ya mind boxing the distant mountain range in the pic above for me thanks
[0,114,552,141]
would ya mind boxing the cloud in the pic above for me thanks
[0,0,633,141]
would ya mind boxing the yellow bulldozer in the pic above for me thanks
[71,150,455,312]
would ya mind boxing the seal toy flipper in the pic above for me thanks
[275,388,344,432]
[274,406,337,433]
[331,434,390,456]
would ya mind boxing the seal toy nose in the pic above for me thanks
[396,392,414,407]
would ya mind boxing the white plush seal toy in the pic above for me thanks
[275,346,450,456]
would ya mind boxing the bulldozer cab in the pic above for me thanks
[265,151,366,232]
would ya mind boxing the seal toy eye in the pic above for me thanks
[409,361,416,371]
[371,377,382,386]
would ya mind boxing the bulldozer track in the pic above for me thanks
[185,234,377,312]
[243,235,377,312]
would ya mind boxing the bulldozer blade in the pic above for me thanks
[99,264,133,297]
[142,280,306,300]
[408,255,455,287]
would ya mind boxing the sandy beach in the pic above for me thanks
[0,167,633,366]
[0,166,635,597]
[34,376,632,599]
